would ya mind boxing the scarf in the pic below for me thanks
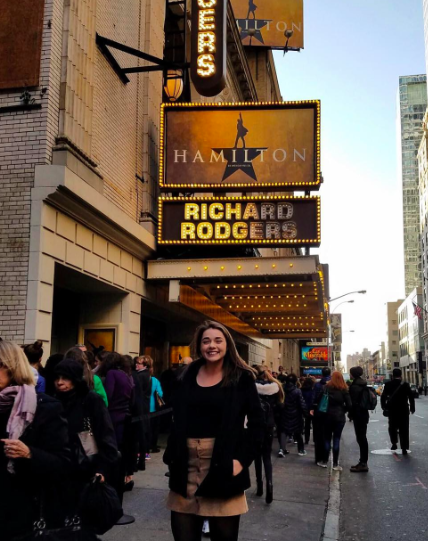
[0,385,37,473]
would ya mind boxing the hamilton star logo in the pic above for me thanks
[212,112,267,182]
[236,0,271,45]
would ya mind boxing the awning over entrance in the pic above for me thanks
[147,256,329,340]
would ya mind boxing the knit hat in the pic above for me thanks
[54,358,84,383]
[350,366,363,379]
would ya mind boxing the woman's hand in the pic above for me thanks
[232,459,243,477]
[1,439,31,459]
[95,473,105,483]
[310,410,314,416]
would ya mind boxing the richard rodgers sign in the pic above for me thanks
[158,196,321,246]
[159,101,321,191]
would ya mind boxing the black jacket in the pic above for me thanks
[349,377,369,423]
[325,387,352,424]
[0,393,71,540]
[278,383,307,434]
[57,389,118,480]
[163,359,264,499]
[381,379,415,416]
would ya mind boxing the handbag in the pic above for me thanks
[78,476,123,535]
[154,390,166,411]
[77,417,98,458]
[317,390,329,414]
[382,382,403,418]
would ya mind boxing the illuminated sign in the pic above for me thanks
[302,367,323,377]
[231,0,304,50]
[158,195,321,246]
[301,346,328,362]
[159,101,321,190]
[191,0,227,97]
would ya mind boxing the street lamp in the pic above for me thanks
[328,290,367,303]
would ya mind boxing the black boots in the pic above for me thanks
[265,480,273,504]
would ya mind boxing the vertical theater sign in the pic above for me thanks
[191,0,227,97]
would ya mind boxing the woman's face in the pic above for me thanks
[55,376,74,393]
[0,365,12,391]
[200,328,227,364]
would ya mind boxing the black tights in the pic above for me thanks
[171,512,241,541]
[254,430,274,484]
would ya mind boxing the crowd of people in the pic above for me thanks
[0,324,418,541]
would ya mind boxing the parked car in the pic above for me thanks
[410,384,420,398]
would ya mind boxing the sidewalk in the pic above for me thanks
[102,436,330,541]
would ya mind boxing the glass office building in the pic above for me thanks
[398,75,427,296]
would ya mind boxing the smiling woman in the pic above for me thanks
[164,320,264,541]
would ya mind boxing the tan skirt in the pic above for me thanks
[166,437,248,517]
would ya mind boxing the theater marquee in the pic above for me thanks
[159,101,321,190]
[158,195,321,246]
[231,0,304,50]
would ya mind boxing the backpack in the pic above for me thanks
[260,396,276,428]
[360,386,377,410]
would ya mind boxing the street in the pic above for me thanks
[340,396,428,540]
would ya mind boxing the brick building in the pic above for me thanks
[0,0,323,374]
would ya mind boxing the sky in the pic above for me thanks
[274,0,427,367]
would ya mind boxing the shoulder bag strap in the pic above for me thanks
[386,381,403,405]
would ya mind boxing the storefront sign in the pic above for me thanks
[158,195,321,246]
[159,101,321,190]
[231,0,304,50]
[302,367,323,377]
[301,346,328,362]
[191,0,227,97]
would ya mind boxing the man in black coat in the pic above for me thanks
[348,366,369,472]
[381,368,415,454]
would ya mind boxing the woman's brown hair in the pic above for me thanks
[192,320,255,386]
[326,371,348,392]
[23,340,43,365]
[255,365,284,403]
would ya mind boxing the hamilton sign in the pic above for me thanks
[157,196,321,246]
[231,0,304,49]
[159,101,321,190]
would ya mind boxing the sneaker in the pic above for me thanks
[277,449,285,457]
[402,449,408,455]
[145,453,151,460]
[350,463,369,472]
[317,462,328,468]
[332,465,343,471]
[391,444,397,451]
[298,450,307,456]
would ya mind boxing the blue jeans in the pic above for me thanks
[323,419,345,465]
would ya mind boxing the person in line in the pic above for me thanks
[0,341,71,541]
[164,320,264,541]
[311,367,331,464]
[144,356,164,454]
[131,356,150,471]
[254,365,284,504]
[97,353,136,495]
[381,368,415,455]
[348,366,370,472]
[23,340,46,393]
[64,346,108,406]
[54,359,119,523]
[277,366,287,383]
[301,377,315,445]
[317,371,352,470]
[277,374,307,457]
[43,353,64,396]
